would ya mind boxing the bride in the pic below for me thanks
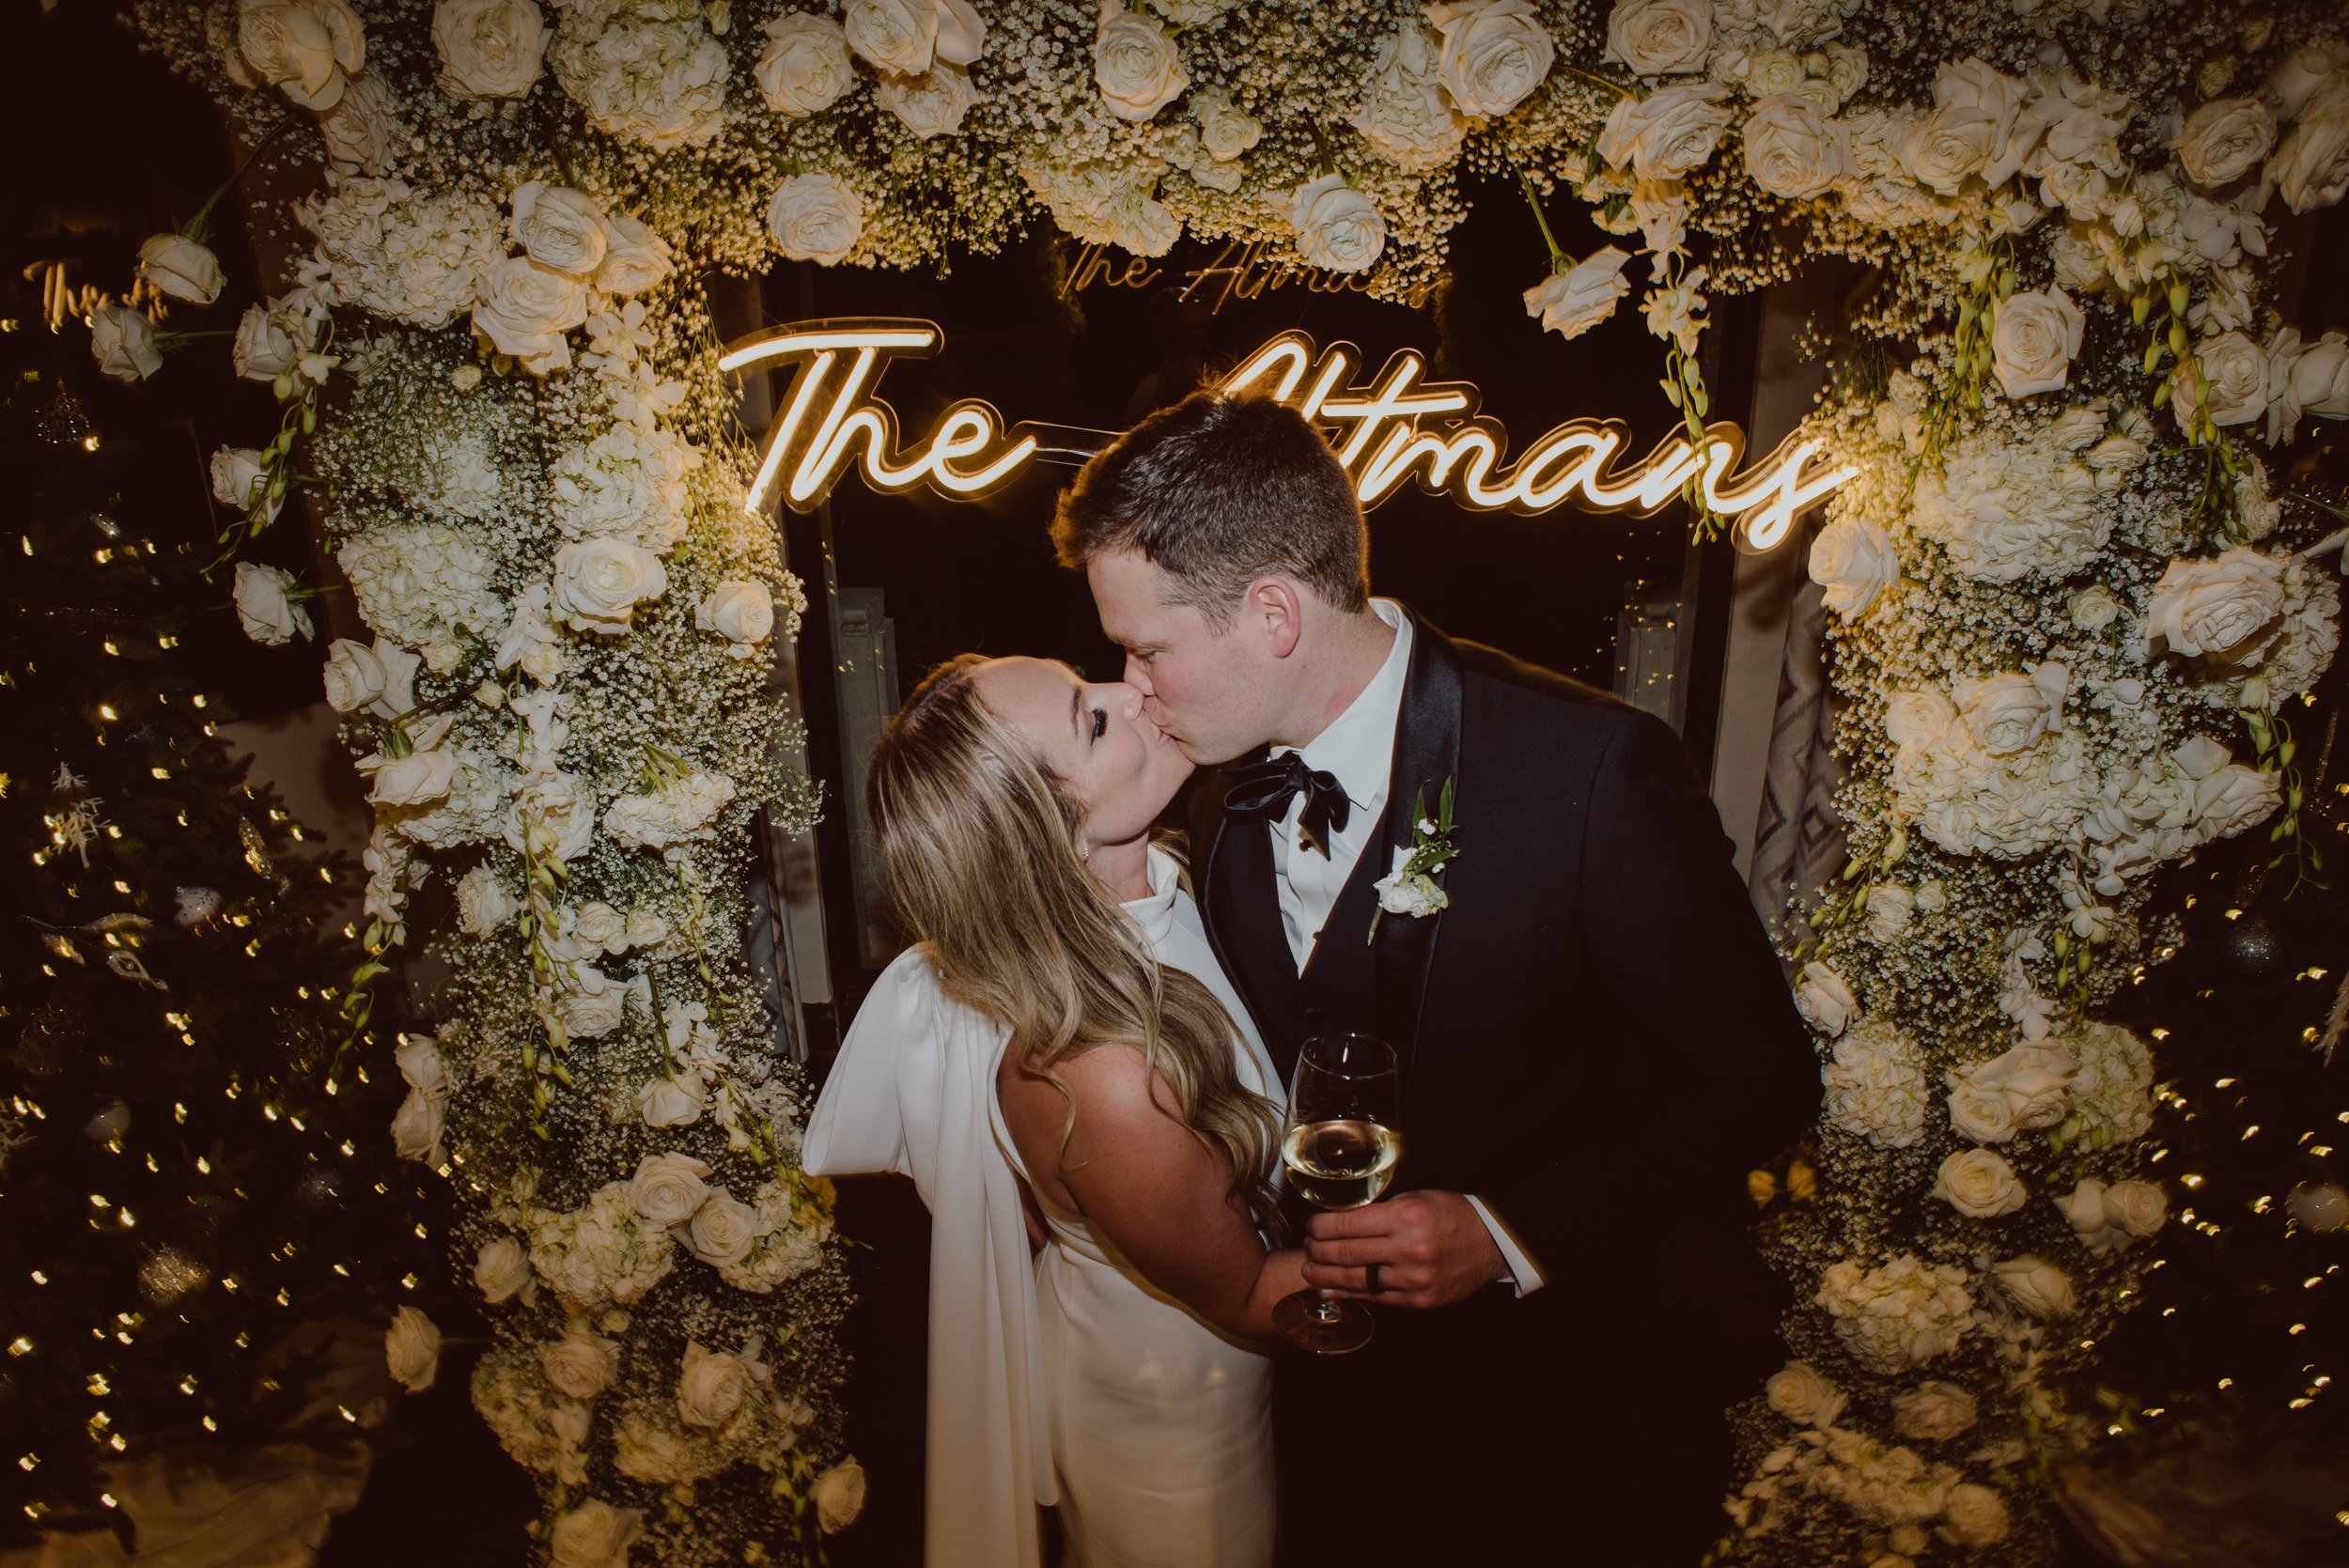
[803,653,1305,1568]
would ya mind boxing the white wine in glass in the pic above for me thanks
[1273,1032,1401,1356]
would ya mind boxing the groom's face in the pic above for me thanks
[1087,548,1272,768]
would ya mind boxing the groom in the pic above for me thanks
[1050,390,1819,1561]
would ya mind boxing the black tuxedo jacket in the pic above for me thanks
[1184,609,1818,1560]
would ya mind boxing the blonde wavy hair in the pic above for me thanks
[867,655,1283,1228]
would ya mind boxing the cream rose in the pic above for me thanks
[135,232,226,306]
[2172,95,2277,187]
[1901,56,2036,194]
[768,174,865,266]
[510,182,609,275]
[1765,1361,1846,1428]
[472,255,588,375]
[232,296,307,382]
[321,638,386,714]
[549,1499,645,1568]
[1595,81,1734,182]
[1191,87,1263,162]
[456,863,520,938]
[636,1074,707,1127]
[1094,0,1186,122]
[1794,961,1856,1037]
[233,562,312,646]
[1989,287,2084,399]
[211,446,279,525]
[1890,1380,1978,1441]
[754,12,853,116]
[1808,516,1899,618]
[2264,325,2349,444]
[813,1460,868,1533]
[384,1306,442,1391]
[1932,1148,2026,1218]
[1427,0,1554,119]
[391,1084,445,1163]
[2069,585,2121,630]
[686,1188,759,1267]
[1522,245,1631,340]
[319,69,400,174]
[695,580,775,657]
[570,902,630,954]
[1954,662,2066,755]
[876,63,983,140]
[558,967,630,1039]
[369,750,456,809]
[2190,762,2281,840]
[629,1152,713,1229]
[2101,1178,2168,1239]
[474,1236,534,1303]
[91,303,162,383]
[843,0,940,75]
[551,537,668,635]
[2265,40,2349,119]
[1602,0,1711,78]
[432,0,547,99]
[676,1341,752,1429]
[2275,80,2349,214]
[1946,1077,2015,1143]
[2144,548,2284,661]
[1938,1483,2011,1548]
[1282,176,1387,273]
[2171,330,2268,432]
[238,0,364,111]
[593,213,673,296]
[1351,23,1466,172]
[1992,1254,2075,1318]
[1741,93,1851,200]
[933,0,986,65]
[541,1326,620,1401]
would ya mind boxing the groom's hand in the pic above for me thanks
[1301,1190,1504,1310]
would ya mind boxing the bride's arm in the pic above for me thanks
[999,1042,1306,1341]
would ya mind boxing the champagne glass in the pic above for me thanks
[1273,1032,1402,1355]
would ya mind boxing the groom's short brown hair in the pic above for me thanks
[1050,390,1370,625]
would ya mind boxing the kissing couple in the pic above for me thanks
[804,390,1818,1566]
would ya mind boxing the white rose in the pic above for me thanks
[1914,878,1947,915]
[1190,86,1263,162]
[558,967,631,1040]
[1793,961,1855,1037]
[2265,40,2349,120]
[232,562,312,646]
[2172,95,2277,187]
[391,1085,445,1163]
[768,174,865,266]
[1901,56,2036,194]
[876,63,982,140]
[1954,662,2066,755]
[456,864,521,939]
[932,0,986,66]
[624,908,668,950]
[2275,80,2349,214]
[1992,1254,2075,1318]
[369,750,455,808]
[570,901,630,954]
[318,70,402,175]
[1282,176,1386,273]
[384,1306,442,1391]
[232,300,302,381]
[472,255,588,375]
[474,1236,534,1303]
[2264,326,2349,444]
[1764,1361,1846,1428]
[1595,81,1734,181]
[695,580,775,657]
[676,1341,751,1428]
[1808,516,1899,618]
[2287,1182,2349,1231]
[321,638,386,713]
[432,0,546,99]
[813,1460,868,1533]
[211,447,280,525]
[629,1152,713,1229]
[1946,1076,2015,1143]
[551,537,668,635]
[2171,330,2268,432]
[844,0,940,75]
[1522,245,1631,340]
[2144,548,2284,661]
[1094,0,1187,122]
[1989,287,2084,399]
[1939,1483,2012,1548]
[686,1188,759,1266]
[593,213,674,296]
[541,1326,620,1401]
[636,1074,708,1127]
[2102,1178,2168,1239]
[754,12,853,116]
[2068,585,2121,630]
[1742,49,1804,98]
[1427,0,1554,119]
[510,182,609,275]
[1864,883,1914,943]
[1890,1380,1977,1441]
[1602,0,1710,78]
[135,233,225,306]
[1932,1148,2026,1218]
[549,1499,645,1568]
[89,303,161,383]
[2191,762,2281,840]
[239,0,365,111]
[1741,94,1851,199]
[1351,23,1467,173]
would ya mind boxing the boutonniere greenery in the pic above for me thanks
[1368,776,1458,942]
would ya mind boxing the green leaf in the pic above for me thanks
[1438,775,1456,831]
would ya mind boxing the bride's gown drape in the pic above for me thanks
[803,847,1280,1568]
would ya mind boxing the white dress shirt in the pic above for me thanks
[1265,598,1546,1296]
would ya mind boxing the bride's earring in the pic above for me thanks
[1076,841,1091,864]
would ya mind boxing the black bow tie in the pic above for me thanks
[1222,752,1352,858]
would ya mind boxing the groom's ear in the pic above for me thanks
[1244,577,1306,660]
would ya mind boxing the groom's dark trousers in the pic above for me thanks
[1187,611,1819,1564]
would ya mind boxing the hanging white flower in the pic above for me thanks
[1350,22,1465,172]
[135,232,226,306]
[754,12,854,116]
[89,302,161,383]
[232,562,313,646]
[1094,0,1187,122]
[384,1306,443,1391]
[1522,245,1631,339]
[1426,0,1553,119]
[1280,176,1386,272]
[2263,325,2349,444]
[431,0,547,100]
[1988,287,2084,399]
[767,174,865,265]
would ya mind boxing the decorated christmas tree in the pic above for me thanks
[0,302,432,1549]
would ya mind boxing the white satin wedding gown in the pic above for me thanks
[803,846,1280,1568]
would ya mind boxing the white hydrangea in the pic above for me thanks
[550,0,729,150]
[1886,687,2097,861]
[1815,1254,1975,1375]
[527,1180,678,1313]
[603,771,738,849]
[1822,1018,1930,1149]
[2058,1020,2155,1144]
[296,177,506,330]
[713,1180,836,1293]
[337,521,501,674]
[1906,425,2111,582]
[551,424,702,549]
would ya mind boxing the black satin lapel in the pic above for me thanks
[1195,769,1287,1067]
[1373,613,1465,1105]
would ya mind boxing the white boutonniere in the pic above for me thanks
[1368,777,1458,942]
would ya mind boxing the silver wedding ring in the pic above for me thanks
[1363,1263,1382,1295]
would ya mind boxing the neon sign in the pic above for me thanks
[719,318,1853,551]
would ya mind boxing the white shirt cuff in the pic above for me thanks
[1463,1194,1545,1297]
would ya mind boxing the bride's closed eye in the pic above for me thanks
[1089,707,1109,742]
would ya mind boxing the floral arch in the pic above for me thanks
[115,0,2349,1561]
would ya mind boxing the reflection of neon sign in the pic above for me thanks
[720,318,1853,551]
